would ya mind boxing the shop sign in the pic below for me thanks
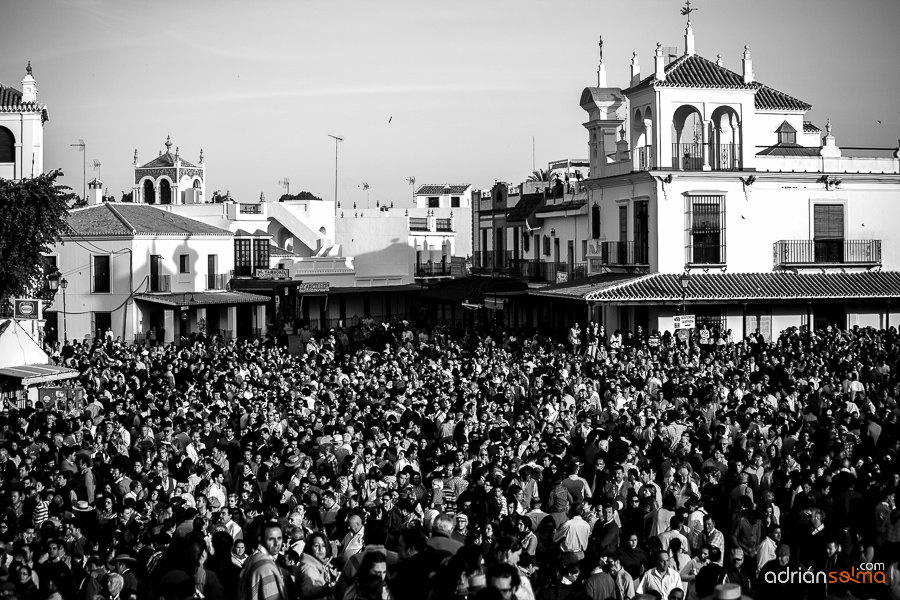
[255,269,290,279]
[297,282,330,293]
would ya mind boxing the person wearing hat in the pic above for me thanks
[111,553,144,599]
[701,583,752,600]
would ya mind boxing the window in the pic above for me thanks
[685,195,726,265]
[252,239,270,270]
[92,312,112,340]
[92,255,111,293]
[234,239,252,276]
[451,196,460,208]
[543,235,551,256]
[591,204,601,239]
[582,240,588,261]
[428,197,439,208]
[0,127,14,163]
[179,254,190,274]
[813,204,844,262]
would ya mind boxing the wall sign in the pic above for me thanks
[14,299,40,320]
[297,282,330,293]
[255,269,290,279]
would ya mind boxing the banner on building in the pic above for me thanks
[556,272,569,284]
[450,257,468,278]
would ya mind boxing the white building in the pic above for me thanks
[0,62,47,180]
[482,22,900,336]
[44,201,268,343]
[131,136,206,205]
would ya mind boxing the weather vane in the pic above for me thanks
[598,36,603,61]
[680,0,697,24]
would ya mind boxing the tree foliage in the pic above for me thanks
[0,170,73,303]
[279,191,322,201]
[526,168,560,184]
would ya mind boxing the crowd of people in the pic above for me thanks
[1,316,899,600]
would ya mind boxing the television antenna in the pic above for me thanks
[92,159,101,180]
[327,135,343,215]
[278,177,290,197]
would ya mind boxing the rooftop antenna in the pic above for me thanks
[92,159,101,181]
[362,182,370,208]
[327,135,343,216]
[407,176,416,205]
[278,177,290,198]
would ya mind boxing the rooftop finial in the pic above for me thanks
[199,149,204,164]
[133,149,138,165]
[260,192,265,203]
[716,53,723,66]
[165,135,172,153]
[619,126,626,141]
[680,0,698,26]
[175,146,180,160]
[598,35,603,62]
[826,118,832,137]
[26,61,32,76]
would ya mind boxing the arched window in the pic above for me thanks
[591,204,601,239]
[0,127,15,163]
[160,179,172,204]
[193,179,201,189]
[143,180,155,204]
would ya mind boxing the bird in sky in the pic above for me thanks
[388,116,392,123]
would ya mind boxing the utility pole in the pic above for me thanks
[327,135,343,216]
[70,139,85,202]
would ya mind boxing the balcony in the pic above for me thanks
[238,204,262,214]
[149,275,171,292]
[415,261,451,277]
[206,272,231,290]
[435,218,452,232]
[635,146,653,171]
[774,239,882,267]
[507,259,588,283]
[597,241,650,266]
[409,217,428,231]
[672,143,742,171]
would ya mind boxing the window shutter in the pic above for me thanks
[813,205,843,239]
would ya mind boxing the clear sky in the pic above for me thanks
[1,0,898,207]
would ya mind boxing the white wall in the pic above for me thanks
[336,214,413,285]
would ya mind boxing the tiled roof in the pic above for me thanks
[803,121,821,133]
[535,198,587,215]
[506,193,544,223]
[754,85,811,111]
[135,291,269,306]
[622,53,811,112]
[270,245,298,257]
[584,271,900,302]
[775,121,797,134]
[529,273,645,299]
[137,152,198,169]
[0,83,22,107]
[65,204,231,237]
[756,143,820,157]
[415,184,471,195]
[234,228,271,238]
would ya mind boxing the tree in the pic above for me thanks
[120,191,133,203]
[211,190,230,203]
[526,168,560,184]
[279,191,322,201]
[0,170,74,303]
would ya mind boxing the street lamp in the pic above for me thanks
[678,272,691,315]
[47,272,68,343]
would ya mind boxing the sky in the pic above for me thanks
[1,0,898,207]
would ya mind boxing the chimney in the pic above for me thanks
[654,43,666,81]
[597,59,607,87]
[87,178,103,206]
[21,61,37,103]
[630,52,640,86]
[684,23,695,56]
[742,45,754,84]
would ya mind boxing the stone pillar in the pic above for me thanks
[226,306,237,338]
[702,120,712,171]
[255,305,266,336]
[163,310,175,343]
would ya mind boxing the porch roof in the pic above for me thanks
[583,271,900,303]
[528,273,646,300]
[134,291,270,307]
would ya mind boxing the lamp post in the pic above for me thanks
[678,272,691,315]
[327,134,343,217]
[47,272,68,343]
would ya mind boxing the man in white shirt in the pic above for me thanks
[756,524,781,576]
[636,550,683,599]
[553,506,592,566]
[220,506,243,541]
